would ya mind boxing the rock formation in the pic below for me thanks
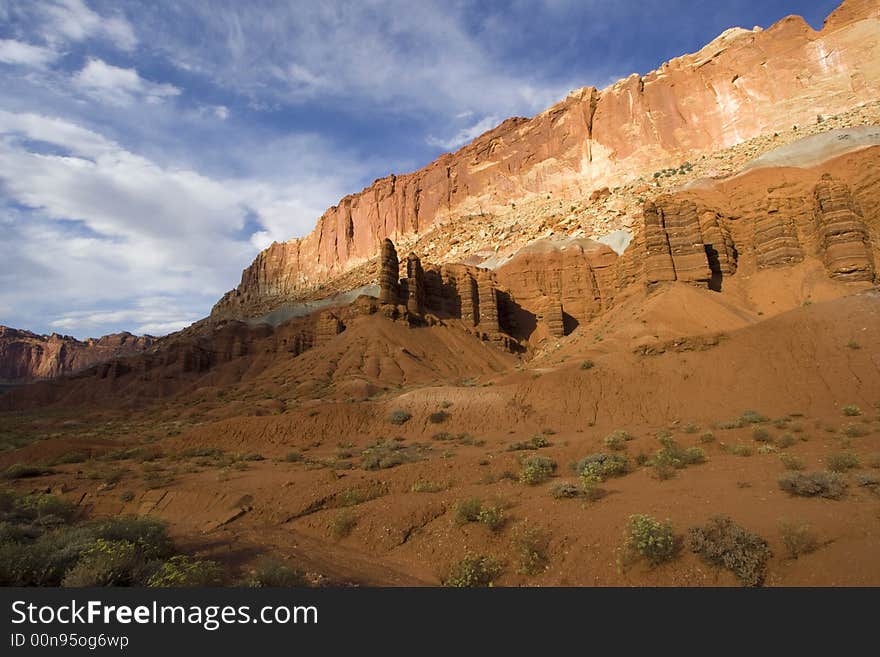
[405,254,425,315]
[212,0,880,319]
[0,327,154,383]
[378,238,401,304]
[813,174,875,281]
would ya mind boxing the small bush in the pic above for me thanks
[511,524,549,575]
[602,430,633,452]
[476,505,505,532]
[779,521,819,559]
[740,410,768,424]
[622,514,679,567]
[757,445,778,455]
[681,423,699,434]
[699,432,715,444]
[779,471,847,499]
[243,557,304,587]
[776,433,796,448]
[842,423,868,438]
[410,479,446,493]
[146,556,224,587]
[842,405,861,417]
[726,443,753,457]
[508,435,550,451]
[649,436,705,480]
[846,340,860,350]
[580,360,594,370]
[752,427,772,442]
[329,510,357,540]
[855,473,880,492]
[388,409,412,425]
[573,453,629,483]
[428,411,450,424]
[519,456,556,485]
[779,454,804,471]
[119,491,135,503]
[445,554,502,587]
[550,482,581,499]
[284,451,304,462]
[827,452,859,473]
[62,539,142,587]
[688,516,771,586]
[454,498,483,525]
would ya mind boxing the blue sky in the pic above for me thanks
[0,0,841,338]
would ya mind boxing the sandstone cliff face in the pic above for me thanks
[213,0,880,319]
[0,326,154,383]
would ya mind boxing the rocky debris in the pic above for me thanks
[378,238,401,304]
[0,326,154,383]
[211,1,880,319]
[813,174,875,281]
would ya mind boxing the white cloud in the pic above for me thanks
[40,0,137,51]
[0,39,58,68]
[0,110,364,337]
[426,115,502,151]
[147,2,577,120]
[73,58,181,106]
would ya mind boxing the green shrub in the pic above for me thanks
[146,556,224,587]
[779,454,804,471]
[603,430,633,451]
[284,451,304,462]
[726,443,753,457]
[779,521,819,559]
[445,554,502,587]
[519,456,556,485]
[428,411,450,424]
[573,453,629,483]
[62,539,142,587]
[243,557,305,587]
[388,409,412,425]
[580,360,594,370]
[508,435,550,451]
[93,517,174,560]
[622,514,679,567]
[681,423,699,434]
[550,482,581,499]
[648,436,705,480]
[776,433,796,448]
[511,525,549,575]
[740,410,768,424]
[329,510,357,540]
[842,405,861,417]
[827,452,859,473]
[779,471,847,499]
[410,479,446,493]
[454,498,483,525]
[476,505,505,532]
[752,427,772,442]
[688,516,771,586]
[842,423,868,438]
[699,432,715,444]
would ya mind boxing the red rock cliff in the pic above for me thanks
[213,0,880,319]
[0,326,155,383]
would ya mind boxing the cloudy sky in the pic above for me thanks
[0,0,840,338]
